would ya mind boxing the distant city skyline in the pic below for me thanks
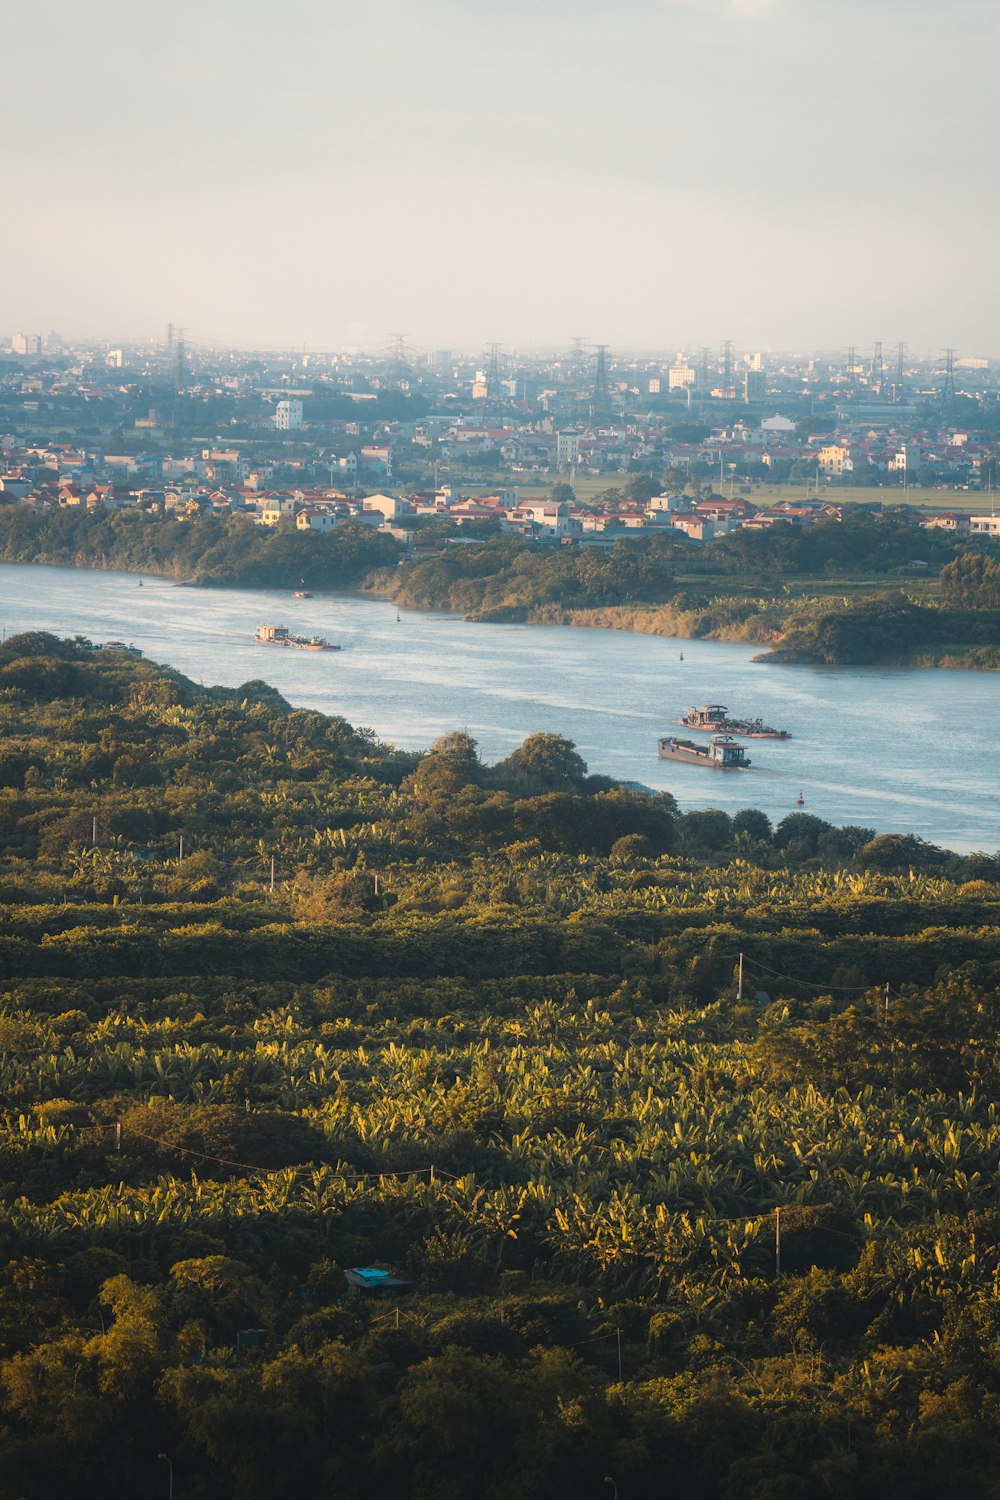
[6,0,998,352]
[3,333,992,371]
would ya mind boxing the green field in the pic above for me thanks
[740,482,993,513]
[463,475,994,511]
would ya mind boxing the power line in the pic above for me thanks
[109,1122,457,1184]
[737,951,896,996]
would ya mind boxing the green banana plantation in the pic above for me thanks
[0,633,997,1499]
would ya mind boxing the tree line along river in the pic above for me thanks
[2,562,998,853]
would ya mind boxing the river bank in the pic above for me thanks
[6,547,1000,670]
[3,561,999,852]
[461,599,1000,670]
[2,505,998,669]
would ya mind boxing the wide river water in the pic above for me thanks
[1,563,997,853]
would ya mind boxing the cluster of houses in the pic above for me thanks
[7,454,998,548]
[4,400,1000,549]
[0,434,845,543]
[397,412,1000,490]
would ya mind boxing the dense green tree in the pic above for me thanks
[404,732,483,804]
[731,807,773,845]
[676,807,732,854]
[493,732,589,793]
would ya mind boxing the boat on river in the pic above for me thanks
[254,625,338,651]
[658,734,751,768]
[678,704,790,739]
[95,640,143,657]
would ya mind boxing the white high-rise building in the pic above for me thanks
[274,399,303,431]
[11,333,41,356]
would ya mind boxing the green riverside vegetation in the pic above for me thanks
[0,507,400,591]
[3,505,1000,665]
[0,634,998,1497]
[365,515,1000,667]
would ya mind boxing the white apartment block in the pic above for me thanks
[274,399,304,431]
[556,431,580,466]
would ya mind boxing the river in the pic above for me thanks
[1,563,997,853]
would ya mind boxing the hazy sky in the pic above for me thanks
[5,0,998,353]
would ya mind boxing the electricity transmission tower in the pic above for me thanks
[387,333,414,386]
[942,348,957,402]
[721,340,734,400]
[891,341,907,404]
[568,336,588,398]
[174,327,188,392]
[590,345,612,422]
[484,342,502,414]
[871,341,884,399]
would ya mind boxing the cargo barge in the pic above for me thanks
[678,704,790,739]
[658,734,751,768]
[254,625,339,651]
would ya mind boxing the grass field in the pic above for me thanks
[462,475,995,512]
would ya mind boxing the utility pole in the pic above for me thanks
[616,1325,623,1383]
[178,834,184,866]
[269,854,275,892]
[884,981,890,1018]
[737,952,744,1001]
[158,1453,173,1500]
[93,814,98,845]
[846,345,856,387]
[774,1206,781,1278]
